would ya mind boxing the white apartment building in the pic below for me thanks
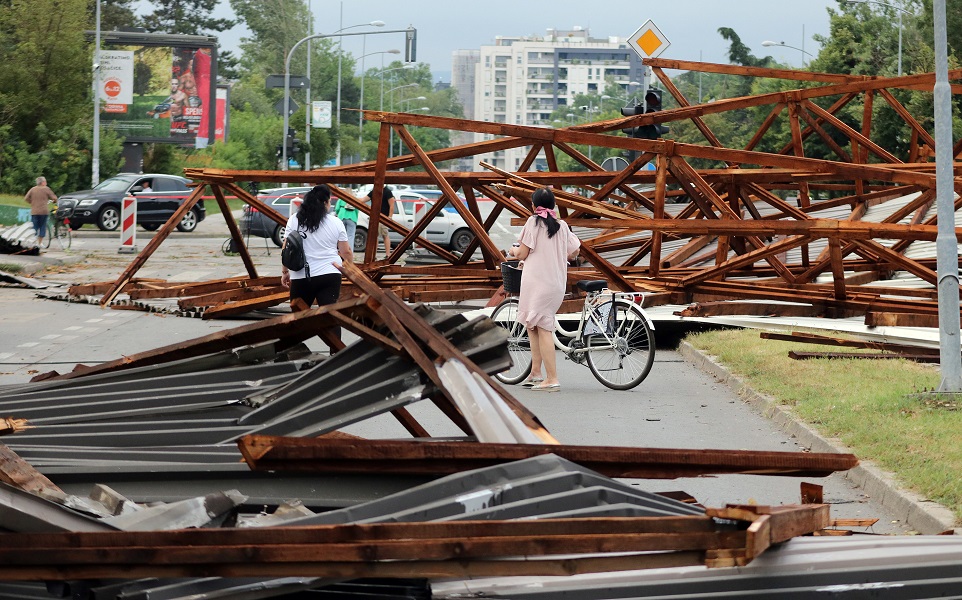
[463,27,644,171]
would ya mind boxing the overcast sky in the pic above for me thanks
[193,1,838,79]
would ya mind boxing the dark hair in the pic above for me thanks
[297,184,331,232]
[531,187,560,238]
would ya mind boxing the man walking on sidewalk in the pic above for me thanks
[25,176,57,249]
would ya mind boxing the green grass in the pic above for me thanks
[685,328,962,519]
[0,263,23,273]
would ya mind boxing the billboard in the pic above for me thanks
[98,32,217,145]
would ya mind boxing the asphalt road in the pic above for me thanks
[0,214,915,534]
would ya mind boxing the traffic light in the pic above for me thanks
[621,89,669,140]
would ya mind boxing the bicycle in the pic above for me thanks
[42,204,72,250]
[491,260,656,390]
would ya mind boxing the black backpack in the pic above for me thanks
[281,229,306,272]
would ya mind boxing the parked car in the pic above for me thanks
[57,173,205,232]
[240,187,311,247]
[356,190,476,253]
[243,188,475,253]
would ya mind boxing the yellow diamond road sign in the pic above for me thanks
[628,20,670,59]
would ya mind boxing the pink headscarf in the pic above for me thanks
[534,206,557,219]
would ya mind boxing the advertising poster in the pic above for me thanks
[312,100,332,128]
[101,46,213,144]
[99,50,133,113]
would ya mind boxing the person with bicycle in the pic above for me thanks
[507,187,580,392]
[24,176,57,250]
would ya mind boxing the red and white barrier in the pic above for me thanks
[118,195,137,253]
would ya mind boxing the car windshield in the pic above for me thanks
[426,200,460,214]
[93,177,135,192]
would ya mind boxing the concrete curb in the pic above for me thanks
[679,341,958,535]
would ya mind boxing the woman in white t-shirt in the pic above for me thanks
[281,184,353,313]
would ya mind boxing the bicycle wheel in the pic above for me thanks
[586,299,655,390]
[41,229,51,249]
[491,298,533,385]
[56,221,71,250]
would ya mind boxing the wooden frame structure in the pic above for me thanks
[82,61,962,326]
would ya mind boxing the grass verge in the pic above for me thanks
[685,328,961,520]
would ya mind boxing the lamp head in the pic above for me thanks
[761,41,779,47]
[387,49,401,54]
[370,20,386,27]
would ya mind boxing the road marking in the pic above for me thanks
[85,318,104,323]
[0,353,12,360]
[64,326,83,331]
[17,342,38,348]
[40,334,61,340]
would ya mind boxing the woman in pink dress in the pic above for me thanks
[508,187,581,391]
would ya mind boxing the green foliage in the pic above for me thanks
[141,0,236,35]
[0,0,92,145]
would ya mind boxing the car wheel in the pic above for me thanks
[354,227,368,253]
[142,223,159,231]
[176,208,200,232]
[450,228,475,253]
[97,205,120,231]
[271,224,283,247]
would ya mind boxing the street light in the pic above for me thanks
[92,0,101,186]
[357,49,400,156]
[394,106,428,156]
[841,0,909,75]
[378,64,415,111]
[334,20,385,166]
[282,29,384,172]
[761,40,814,66]
[392,92,426,157]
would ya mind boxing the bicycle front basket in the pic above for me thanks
[501,260,522,294]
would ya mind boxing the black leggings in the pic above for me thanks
[290,273,342,307]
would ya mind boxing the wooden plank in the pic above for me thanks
[236,436,859,479]
[0,442,62,496]
[760,331,939,356]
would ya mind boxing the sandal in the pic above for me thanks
[531,383,561,392]
[520,378,544,387]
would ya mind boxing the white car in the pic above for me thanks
[356,190,476,253]
[245,187,475,254]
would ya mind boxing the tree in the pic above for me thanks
[0,0,91,145]
[141,0,235,36]
[101,0,138,32]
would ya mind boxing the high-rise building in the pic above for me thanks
[458,27,644,172]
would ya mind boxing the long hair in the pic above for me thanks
[297,184,331,232]
[531,187,560,238]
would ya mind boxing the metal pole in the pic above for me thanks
[91,0,101,186]
[281,28,409,172]
[358,35,366,158]
[335,1,343,166]
[304,0,312,171]
[933,0,962,390]
[897,11,903,76]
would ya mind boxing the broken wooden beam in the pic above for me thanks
[236,436,859,479]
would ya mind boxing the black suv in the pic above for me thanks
[58,173,205,232]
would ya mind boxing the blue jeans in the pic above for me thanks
[342,218,357,246]
[31,214,48,239]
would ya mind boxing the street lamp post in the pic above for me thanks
[91,0,101,186]
[333,18,385,166]
[386,82,418,157]
[761,40,814,66]
[842,0,909,76]
[357,49,400,157]
[394,96,427,156]
[282,27,413,171]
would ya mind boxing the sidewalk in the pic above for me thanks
[680,341,959,535]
